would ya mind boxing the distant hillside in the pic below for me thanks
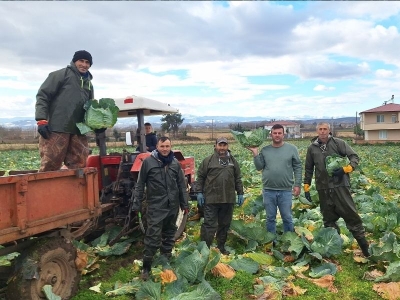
[0,115,359,129]
[298,117,358,125]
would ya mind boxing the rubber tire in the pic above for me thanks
[7,237,80,300]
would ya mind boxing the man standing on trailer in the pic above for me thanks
[134,137,189,280]
[35,50,97,171]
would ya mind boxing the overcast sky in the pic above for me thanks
[1,1,400,120]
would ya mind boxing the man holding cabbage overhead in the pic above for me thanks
[35,50,99,171]
[303,122,370,257]
[247,124,302,243]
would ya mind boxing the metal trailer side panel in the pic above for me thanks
[0,168,101,245]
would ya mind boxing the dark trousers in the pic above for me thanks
[200,203,234,248]
[143,208,178,259]
[318,186,365,240]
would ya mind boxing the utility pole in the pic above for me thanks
[211,119,214,140]
[355,111,358,139]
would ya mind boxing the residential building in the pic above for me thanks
[264,121,301,138]
[359,102,400,142]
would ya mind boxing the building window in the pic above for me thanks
[377,115,384,123]
[379,130,387,140]
[392,114,398,123]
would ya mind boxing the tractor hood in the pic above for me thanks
[115,95,179,118]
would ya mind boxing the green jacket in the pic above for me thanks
[35,62,94,135]
[304,136,359,190]
[197,149,244,204]
[135,151,188,211]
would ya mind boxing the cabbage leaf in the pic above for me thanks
[374,261,400,282]
[228,257,259,274]
[310,227,343,257]
[309,262,337,278]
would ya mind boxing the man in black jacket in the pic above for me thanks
[134,137,188,280]
[35,50,94,171]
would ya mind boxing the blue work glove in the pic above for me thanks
[197,193,205,207]
[37,121,51,139]
[237,195,244,207]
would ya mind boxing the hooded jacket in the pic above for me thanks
[304,135,359,190]
[197,149,244,204]
[35,62,94,135]
[135,150,188,212]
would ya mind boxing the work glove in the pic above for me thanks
[37,120,51,139]
[304,184,311,202]
[237,194,244,207]
[305,192,311,202]
[94,128,107,134]
[131,198,142,213]
[180,205,189,215]
[197,193,205,207]
[332,167,345,180]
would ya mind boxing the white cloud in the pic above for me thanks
[314,85,335,91]
[375,69,394,78]
[0,1,400,120]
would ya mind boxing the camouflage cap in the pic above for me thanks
[216,137,228,144]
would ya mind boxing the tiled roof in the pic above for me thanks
[361,103,400,113]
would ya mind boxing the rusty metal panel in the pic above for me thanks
[0,168,100,245]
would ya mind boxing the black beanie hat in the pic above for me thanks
[72,50,93,66]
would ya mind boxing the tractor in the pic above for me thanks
[86,95,197,243]
[1,95,197,299]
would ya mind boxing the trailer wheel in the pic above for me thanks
[7,238,80,300]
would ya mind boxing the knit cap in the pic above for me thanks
[72,50,92,66]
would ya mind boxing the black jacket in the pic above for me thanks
[304,136,359,190]
[35,62,94,135]
[135,151,188,212]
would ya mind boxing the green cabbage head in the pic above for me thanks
[231,128,268,147]
[77,98,119,134]
[325,154,349,176]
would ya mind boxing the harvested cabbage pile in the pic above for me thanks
[231,128,268,147]
[77,98,119,134]
[325,154,349,176]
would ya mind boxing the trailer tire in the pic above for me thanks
[7,237,80,300]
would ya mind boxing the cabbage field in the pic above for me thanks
[1,140,400,300]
